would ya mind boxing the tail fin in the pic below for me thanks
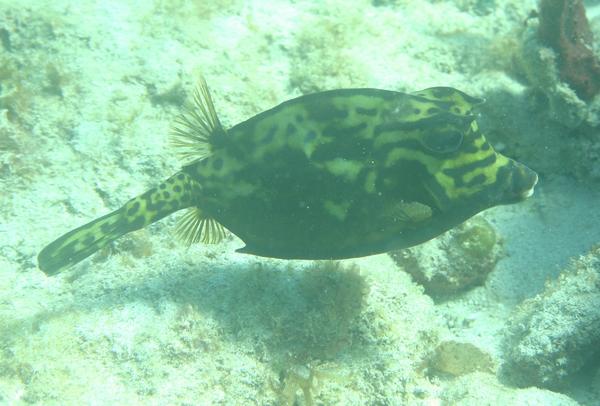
[38,171,198,275]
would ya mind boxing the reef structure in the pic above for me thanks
[501,245,600,389]
[389,216,502,299]
[537,0,600,101]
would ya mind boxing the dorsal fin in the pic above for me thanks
[171,76,225,165]
[175,206,227,245]
[411,87,484,116]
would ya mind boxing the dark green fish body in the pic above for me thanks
[38,82,538,275]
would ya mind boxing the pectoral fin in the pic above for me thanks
[385,201,433,228]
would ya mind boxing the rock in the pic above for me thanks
[501,245,600,389]
[389,216,502,298]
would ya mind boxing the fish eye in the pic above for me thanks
[421,130,464,154]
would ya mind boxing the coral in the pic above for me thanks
[517,26,589,128]
[219,260,370,365]
[537,0,600,101]
[389,216,503,298]
[271,362,345,406]
[508,21,600,181]
[515,1,600,132]
[501,245,600,389]
[428,340,495,377]
[272,364,319,406]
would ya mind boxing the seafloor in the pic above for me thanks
[1,0,600,405]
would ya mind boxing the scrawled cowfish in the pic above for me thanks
[38,78,538,275]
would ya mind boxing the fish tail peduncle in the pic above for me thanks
[38,171,199,275]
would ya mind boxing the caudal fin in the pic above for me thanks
[38,171,199,275]
[38,208,131,275]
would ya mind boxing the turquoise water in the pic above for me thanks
[1,0,599,404]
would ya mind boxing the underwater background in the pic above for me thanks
[1,0,600,404]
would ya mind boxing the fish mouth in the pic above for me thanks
[519,171,538,200]
[493,160,538,205]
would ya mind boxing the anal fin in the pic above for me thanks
[175,206,227,245]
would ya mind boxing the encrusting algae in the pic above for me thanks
[38,77,538,275]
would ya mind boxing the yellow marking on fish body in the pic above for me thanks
[323,200,351,221]
[364,171,377,194]
[323,158,362,182]
[302,130,333,159]
[373,129,420,149]
[436,149,509,199]
[384,147,439,172]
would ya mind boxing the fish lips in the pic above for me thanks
[496,160,539,205]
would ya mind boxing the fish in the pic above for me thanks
[38,78,538,275]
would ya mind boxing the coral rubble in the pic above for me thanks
[441,372,579,405]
